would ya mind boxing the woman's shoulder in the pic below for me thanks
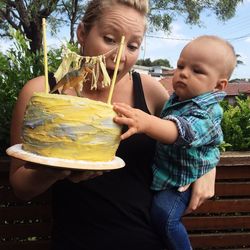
[139,73,168,93]
[19,76,46,98]
[139,73,169,115]
[15,76,46,113]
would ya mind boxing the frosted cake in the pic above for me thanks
[22,92,121,162]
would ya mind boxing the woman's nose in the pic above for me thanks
[119,47,126,62]
[112,46,126,64]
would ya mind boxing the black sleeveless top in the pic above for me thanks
[49,72,164,250]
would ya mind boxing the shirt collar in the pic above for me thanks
[169,91,226,108]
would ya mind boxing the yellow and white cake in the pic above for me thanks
[22,92,121,162]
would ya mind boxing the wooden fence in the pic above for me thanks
[183,152,250,249]
[1,152,250,250]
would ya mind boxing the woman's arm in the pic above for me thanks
[184,167,216,214]
[9,77,71,200]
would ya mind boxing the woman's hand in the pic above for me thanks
[184,167,216,214]
[67,170,103,183]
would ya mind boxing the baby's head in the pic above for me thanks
[173,35,236,101]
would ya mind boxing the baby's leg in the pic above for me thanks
[151,188,192,250]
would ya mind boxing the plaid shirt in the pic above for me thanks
[151,91,226,191]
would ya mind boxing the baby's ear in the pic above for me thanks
[215,79,228,91]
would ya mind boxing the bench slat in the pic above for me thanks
[183,215,250,230]
[0,205,52,221]
[190,232,250,248]
[0,240,50,250]
[215,182,250,196]
[0,223,52,238]
[193,199,250,213]
[216,165,250,180]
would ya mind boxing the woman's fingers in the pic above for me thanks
[68,170,103,183]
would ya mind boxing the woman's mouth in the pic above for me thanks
[107,69,115,79]
[107,69,121,79]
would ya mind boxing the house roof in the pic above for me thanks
[225,82,250,96]
[159,77,250,96]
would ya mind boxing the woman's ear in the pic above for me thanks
[215,79,228,91]
[77,22,86,46]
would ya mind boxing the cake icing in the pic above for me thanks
[22,92,121,161]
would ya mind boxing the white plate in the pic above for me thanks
[6,144,125,170]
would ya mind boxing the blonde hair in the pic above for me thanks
[193,35,237,79]
[82,0,149,33]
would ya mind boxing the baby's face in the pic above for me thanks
[172,40,224,101]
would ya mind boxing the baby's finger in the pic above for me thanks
[120,128,137,140]
[114,116,131,126]
[113,104,133,118]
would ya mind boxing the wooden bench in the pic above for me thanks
[0,158,52,250]
[1,152,250,250]
[183,152,250,249]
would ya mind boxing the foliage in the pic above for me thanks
[0,29,42,155]
[148,0,243,31]
[221,95,250,151]
[136,58,171,67]
[0,0,243,52]
[0,0,60,52]
[0,29,71,156]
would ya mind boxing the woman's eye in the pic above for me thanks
[104,36,115,44]
[128,44,138,52]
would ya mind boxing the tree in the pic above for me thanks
[0,0,60,53]
[148,0,243,32]
[136,58,153,67]
[0,0,85,53]
[136,58,171,67]
[151,59,171,67]
[51,0,86,43]
[0,0,244,53]
[236,54,244,67]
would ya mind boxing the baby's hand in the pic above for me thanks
[113,103,148,140]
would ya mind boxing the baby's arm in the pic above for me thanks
[113,102,178,143]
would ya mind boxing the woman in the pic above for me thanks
[10,1,215,249]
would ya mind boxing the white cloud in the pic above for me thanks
[245,37,250,43]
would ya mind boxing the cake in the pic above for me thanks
[22,92,121,162]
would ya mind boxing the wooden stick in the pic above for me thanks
[107,36,125,105]
[42,18,49,93]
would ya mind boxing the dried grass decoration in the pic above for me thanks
[50,47,114,96]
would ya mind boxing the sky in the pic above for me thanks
[141,0,250,80]
[1,0,250,80]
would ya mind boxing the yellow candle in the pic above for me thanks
[42,18,49,93]
[107,36,125,104]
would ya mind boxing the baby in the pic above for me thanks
[113,35,236,250]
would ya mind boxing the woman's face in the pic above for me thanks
[78,4,146,83]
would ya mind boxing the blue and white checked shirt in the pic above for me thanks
[151,91,226,191]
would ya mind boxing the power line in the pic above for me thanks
[145,35,192,41]
[145,33,250,42]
